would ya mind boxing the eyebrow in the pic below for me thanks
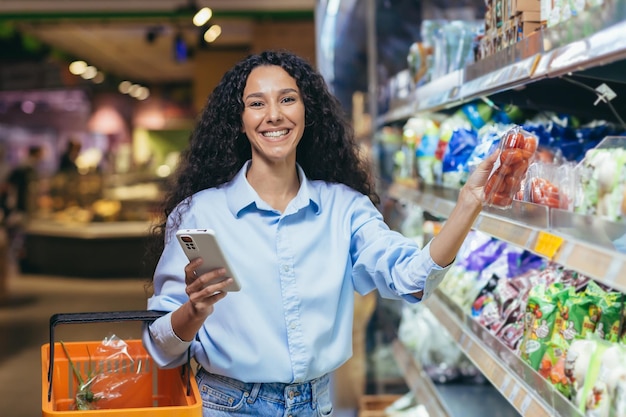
[244,88,299,101]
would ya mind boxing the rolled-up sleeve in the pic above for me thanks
[410,242,452,301]
[142,214,196,368]
[366,238,452,303]
[143,312,191,368]
[350,196,453,302]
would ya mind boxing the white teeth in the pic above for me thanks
[262,130,288,138]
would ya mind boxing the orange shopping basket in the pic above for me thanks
[41,310,202,416]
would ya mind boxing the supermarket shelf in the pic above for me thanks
[391,339,453,417]
[379,99,416,126]
[421,290,583,417]
[460,53,541,101]
[26,219,151,239]
[387,182,626,293]
[377,0,626,125]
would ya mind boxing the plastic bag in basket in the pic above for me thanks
[61,334,145,411]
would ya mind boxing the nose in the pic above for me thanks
[266,102,283,122]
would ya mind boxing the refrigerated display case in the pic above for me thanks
[21,172,165,277]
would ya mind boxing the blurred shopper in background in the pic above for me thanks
[3,145,44,267]
[0,145,12,225]
[58,139,81,174]
[142,49,497,417]
[0,144,11,299]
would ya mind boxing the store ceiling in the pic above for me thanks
[0,0,315,85]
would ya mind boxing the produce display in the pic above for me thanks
[386,110,626,416]
[392,102,626,222]
[436,231,626,416]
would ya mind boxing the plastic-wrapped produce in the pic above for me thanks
[566,339,626,417]
[519,283,562,370]
[465,123,508,173]
[407,19,445,86]
[398,303,480,384]
[441,125,478,188]
[520,161,577,210]
[484,126,538,209]
[414,116,442,185]
[575,136,626,222]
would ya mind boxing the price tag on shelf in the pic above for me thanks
[507,383,520,402]
[459,333,467,348]
[520,395,532,415]
[459,333,473,351]
[500,375,512,392]
[534,231,564,259]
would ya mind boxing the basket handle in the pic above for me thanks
[47,310,177,402]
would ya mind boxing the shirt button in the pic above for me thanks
[290,322,297,329]
[282,264,291,273]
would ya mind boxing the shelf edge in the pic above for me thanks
[391,339,453,417]
[424,291,583,417]
[387,183,626,292]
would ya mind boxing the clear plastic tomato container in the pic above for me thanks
[484,126,538,209]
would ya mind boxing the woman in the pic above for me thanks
[143,49,496,416]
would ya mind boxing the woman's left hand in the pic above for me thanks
[463,151,498,205]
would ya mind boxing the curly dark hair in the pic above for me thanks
[145,49,378,270]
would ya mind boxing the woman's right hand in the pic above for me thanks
[171,258,233,342]
[184,258,232,317]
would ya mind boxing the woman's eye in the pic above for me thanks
[248,101,264,108]
[281,96,296,104]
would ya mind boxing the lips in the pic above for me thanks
[262,129,289,138]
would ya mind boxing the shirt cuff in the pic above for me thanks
[421,264,452,300]
[149,311,192,357]
[400,240,454,302]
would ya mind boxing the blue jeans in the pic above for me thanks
[195,367,333,417]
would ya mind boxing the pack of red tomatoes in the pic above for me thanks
[484,126,538,209]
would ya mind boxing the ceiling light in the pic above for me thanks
[156,164,171,177]
[93,72,105,84]
[69,60,87,75]
[128,84,141,97]
[81,66,98,80]
[193,7,212,27]
[118,81,132,94]
[203,25,222,43]
[136,87,150,100]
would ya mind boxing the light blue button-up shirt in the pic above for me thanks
[143,161,451,383]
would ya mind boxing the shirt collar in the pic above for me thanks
[226,160,321,217]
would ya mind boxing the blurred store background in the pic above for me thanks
[0,0,318,281]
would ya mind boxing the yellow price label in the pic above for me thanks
[534,231,564,259]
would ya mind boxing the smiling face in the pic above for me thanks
[241,65,305,167]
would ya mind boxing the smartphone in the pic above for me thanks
[176,229,242,292]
